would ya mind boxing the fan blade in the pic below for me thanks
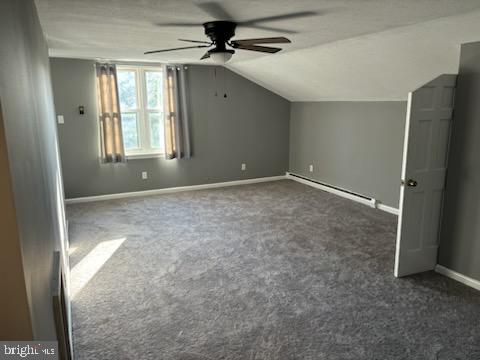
[233,44,282,53]
[144,45,210,55]
[200,51,211,60]
[241,24,298,34]
[179,38,212,44]
[231,37,291,45]
[155,22,202,27]
[196,1,233,20]
[239,11,318,25]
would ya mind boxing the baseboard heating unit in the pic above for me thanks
[285,172,398,215]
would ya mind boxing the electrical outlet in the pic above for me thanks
[241,163,246,171]
[141,171,148,180]
[57,115,64,124]
[309,164,314,172]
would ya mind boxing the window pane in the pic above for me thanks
[121,113,139,150]
[117,71,137,110]
[145,71,163,109]
[149,112,164,149]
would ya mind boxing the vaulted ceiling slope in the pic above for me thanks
[35,0,480,101]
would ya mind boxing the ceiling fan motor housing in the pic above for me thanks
[145,12,292,59]
[203,21,236,51]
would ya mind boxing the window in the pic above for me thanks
[117,66,164,157]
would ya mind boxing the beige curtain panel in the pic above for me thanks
[164,65,191,160]
[96,63,125,163]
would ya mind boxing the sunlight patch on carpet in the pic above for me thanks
[70,238,125,299]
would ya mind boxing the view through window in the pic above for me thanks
[117,66,164,156]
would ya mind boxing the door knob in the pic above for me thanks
[407,179,418,187]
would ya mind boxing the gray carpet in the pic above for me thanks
[67,180,480,360]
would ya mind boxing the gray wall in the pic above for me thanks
[289,102,406,208]
[0,0,65,339]
[50,59,290,198]
[438,42,480,281]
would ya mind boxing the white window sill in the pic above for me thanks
[126,152,164,160]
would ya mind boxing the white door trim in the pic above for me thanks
[394,90,414,277]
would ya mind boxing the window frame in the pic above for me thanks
[116,65,164,158]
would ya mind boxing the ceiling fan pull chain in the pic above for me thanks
[214,67,218,97]
[223,67,227,98]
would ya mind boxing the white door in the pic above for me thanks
[394,75,456,277]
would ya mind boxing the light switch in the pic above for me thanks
[57,115,64,124]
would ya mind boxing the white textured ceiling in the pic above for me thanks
[35,0,480,100]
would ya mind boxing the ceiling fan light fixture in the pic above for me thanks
[210,50,234,64]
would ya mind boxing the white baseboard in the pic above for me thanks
[286,172,399,216]
[65,175,286,204]
[66,172,400,217]
[377,203,399,215]
[435,264,480,291]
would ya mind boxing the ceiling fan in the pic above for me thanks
[144,2,318,64]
